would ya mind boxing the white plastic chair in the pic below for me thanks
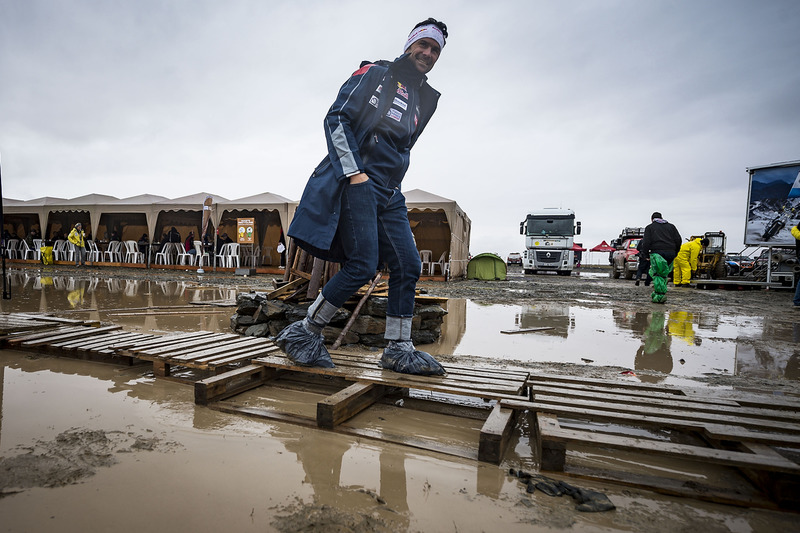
[175,243,195,266]
[123,240,144,263]
[104,241,123,263]
[419,249,432,275]
[86,240,101,263]
[261,246,273,265]
[154,242,176,265]
[430,252,449,276]
[5,239,19,259]
[226,243,240,268]
[194,241,210,267]
[19,240,36,260]
[33,239,43,261]
[215,243,229,268]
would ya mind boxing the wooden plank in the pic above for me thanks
[537,415,800,474]
[529,384,800,423]
[500,327,554,335]
[153,360,170,377]
[20,325,122,347]
[195,364,282,404]
[52,331,145,350]
[530,394,800,434]
[526,378,739,407]
[86,334,158,353]
[528,373,687,395]
[503,399,800,448]
[267,277,306,300]
[200,345,280,366]
[253,355,526,401]
[115,331,218,354]
[317,382,388,429]
[168,336,269,362]
[478,404,517,464]
[4,326,80,344]
[137,333,242,357]
[536,413,567,471]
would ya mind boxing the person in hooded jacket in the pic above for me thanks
[276,18,449,376]
[673,237,709,287]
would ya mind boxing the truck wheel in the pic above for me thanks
[611,269,620,279]
[624,269,634,280]
[558,270,571,276]
[524,269,535,275]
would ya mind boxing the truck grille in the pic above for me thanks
[535,250,563,263]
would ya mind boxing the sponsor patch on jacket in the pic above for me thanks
[396,82,408,99]
[392,97,407,111]
[387,108,403,122]
[376,84,382,93]
[369,95,379,108]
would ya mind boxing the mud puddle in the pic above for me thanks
[427,300,800,384]
[3,271,797,384]
[2,268,799,531]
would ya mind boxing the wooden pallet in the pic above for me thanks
[195,351,529,463]
[111,331,281,377]
[0,312,91,336]
[499,373,800,510]
[0,317,155,365]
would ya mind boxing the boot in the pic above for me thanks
[274,294,338,368]
[380,317,445,376]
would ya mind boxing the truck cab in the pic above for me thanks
[610,227,645,280]
[519,209,580,276]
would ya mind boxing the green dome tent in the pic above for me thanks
[466,253,507,280]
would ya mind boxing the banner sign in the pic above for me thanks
[237,218,254,244]
[745,162,800,246]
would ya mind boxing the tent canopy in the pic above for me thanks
[590,240,616,252]
[466,253,507,281]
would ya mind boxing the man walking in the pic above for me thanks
[639,212,682,302]
[276,18,449,376]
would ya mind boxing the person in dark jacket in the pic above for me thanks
[639,212,682,303]
[164,227,181,244]
[277,18,448,376]
[639,212,682,265]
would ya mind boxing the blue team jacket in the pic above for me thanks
[288,54,441,262]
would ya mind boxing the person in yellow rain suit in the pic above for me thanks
[67,222,86,266]
[673,237,709,287]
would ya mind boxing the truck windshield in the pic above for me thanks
[525,217,574,237]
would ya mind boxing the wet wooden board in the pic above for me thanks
[114,332,280,376]
[252,354,528,401]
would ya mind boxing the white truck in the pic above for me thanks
[519,208,581,276]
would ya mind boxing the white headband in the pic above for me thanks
[403,24,445,52]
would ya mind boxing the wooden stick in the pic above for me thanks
[332,272,382,350]
[500,327,555,335]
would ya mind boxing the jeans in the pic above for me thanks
[321,180,421,317]
[75,246,86,265]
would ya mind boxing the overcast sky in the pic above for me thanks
[2,0,799,261]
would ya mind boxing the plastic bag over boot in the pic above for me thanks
[380,342,446,376]
[274,321,335,368]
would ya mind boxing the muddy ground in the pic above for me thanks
[1,263,799,532]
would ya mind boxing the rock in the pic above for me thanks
[350,315,386,334]
[244,322,271,337]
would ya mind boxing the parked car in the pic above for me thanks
[725,254,755,276]
[507,252,522,265]
[611,237,642,279]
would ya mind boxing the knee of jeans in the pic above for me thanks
[346,257,377,284]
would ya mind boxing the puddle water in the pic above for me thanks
[428,300,800,384]
[2,271,798,384]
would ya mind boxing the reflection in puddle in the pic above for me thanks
[3,271,798,383]
[426,300,799,383]
[0,271,236,335]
